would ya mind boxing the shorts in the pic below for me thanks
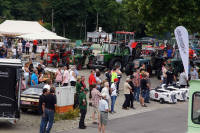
[100,112,108,125]
[92,106,99,113]
[140,90,146,98]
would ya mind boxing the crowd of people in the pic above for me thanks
[0,38,40,59]
[31,62,152,133]
[7,38,198,133]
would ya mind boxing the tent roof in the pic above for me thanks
[0,20,55,36]
[17,33,69,41]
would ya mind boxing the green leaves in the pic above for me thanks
[135,0,200,35]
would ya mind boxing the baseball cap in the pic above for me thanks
[114,78,119,82]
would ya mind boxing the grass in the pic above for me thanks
[54,109,80,121]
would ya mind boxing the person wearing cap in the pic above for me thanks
[79,88,88,129]
[98,93,109,133]
[122,78,132,110]
[110,78,118,114]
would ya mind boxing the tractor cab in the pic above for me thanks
[113,31,135,45]
[188,80,200,133]
[90,31,141,70]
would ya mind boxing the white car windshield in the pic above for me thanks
[22,87,43,95]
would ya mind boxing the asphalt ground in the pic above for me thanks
[63,102,188,133]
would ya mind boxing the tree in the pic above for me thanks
[135,0,200,35]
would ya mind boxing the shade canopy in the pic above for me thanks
[17,33,69,41]
[0,20,55,36]
[0,20,69,41]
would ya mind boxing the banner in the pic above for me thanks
[174,26,189,79]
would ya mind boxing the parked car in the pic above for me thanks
[20,85,44,112]
[150,87,177,104]
[160,84,187,101]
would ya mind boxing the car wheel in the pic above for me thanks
[159,98,164,104]
[21,108,28,112]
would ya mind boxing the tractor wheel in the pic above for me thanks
[132,43,142,59]
[109,57,122,69]
[125,63,133,76]
[52,59,58,68]
[87,56,94,69]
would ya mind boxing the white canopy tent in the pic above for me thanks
[0,20,56,36]
[17,33,69,41]
[0,20,69,41]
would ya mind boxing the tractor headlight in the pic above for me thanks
[47,56,51,61]
[97,55,104,62]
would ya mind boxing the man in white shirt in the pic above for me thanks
[99,93,109,133]
[110,78,118,114]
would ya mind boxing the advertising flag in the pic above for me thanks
[174,26,189,79]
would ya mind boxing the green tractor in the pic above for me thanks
[91,31,142,70]
[69,46,94,70]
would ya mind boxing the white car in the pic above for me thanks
[167,85,189,100]
[160,84,187,101]
[150,87,177,104]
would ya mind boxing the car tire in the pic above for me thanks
[21,108,28,112]
[159,98,165,104]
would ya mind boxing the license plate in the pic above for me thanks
[21,101,31,105]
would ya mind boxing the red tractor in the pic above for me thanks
[47,50,71,67]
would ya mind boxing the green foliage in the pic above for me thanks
[135,0,200,35]
[0,0,200,39]
[54,109,80,121]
